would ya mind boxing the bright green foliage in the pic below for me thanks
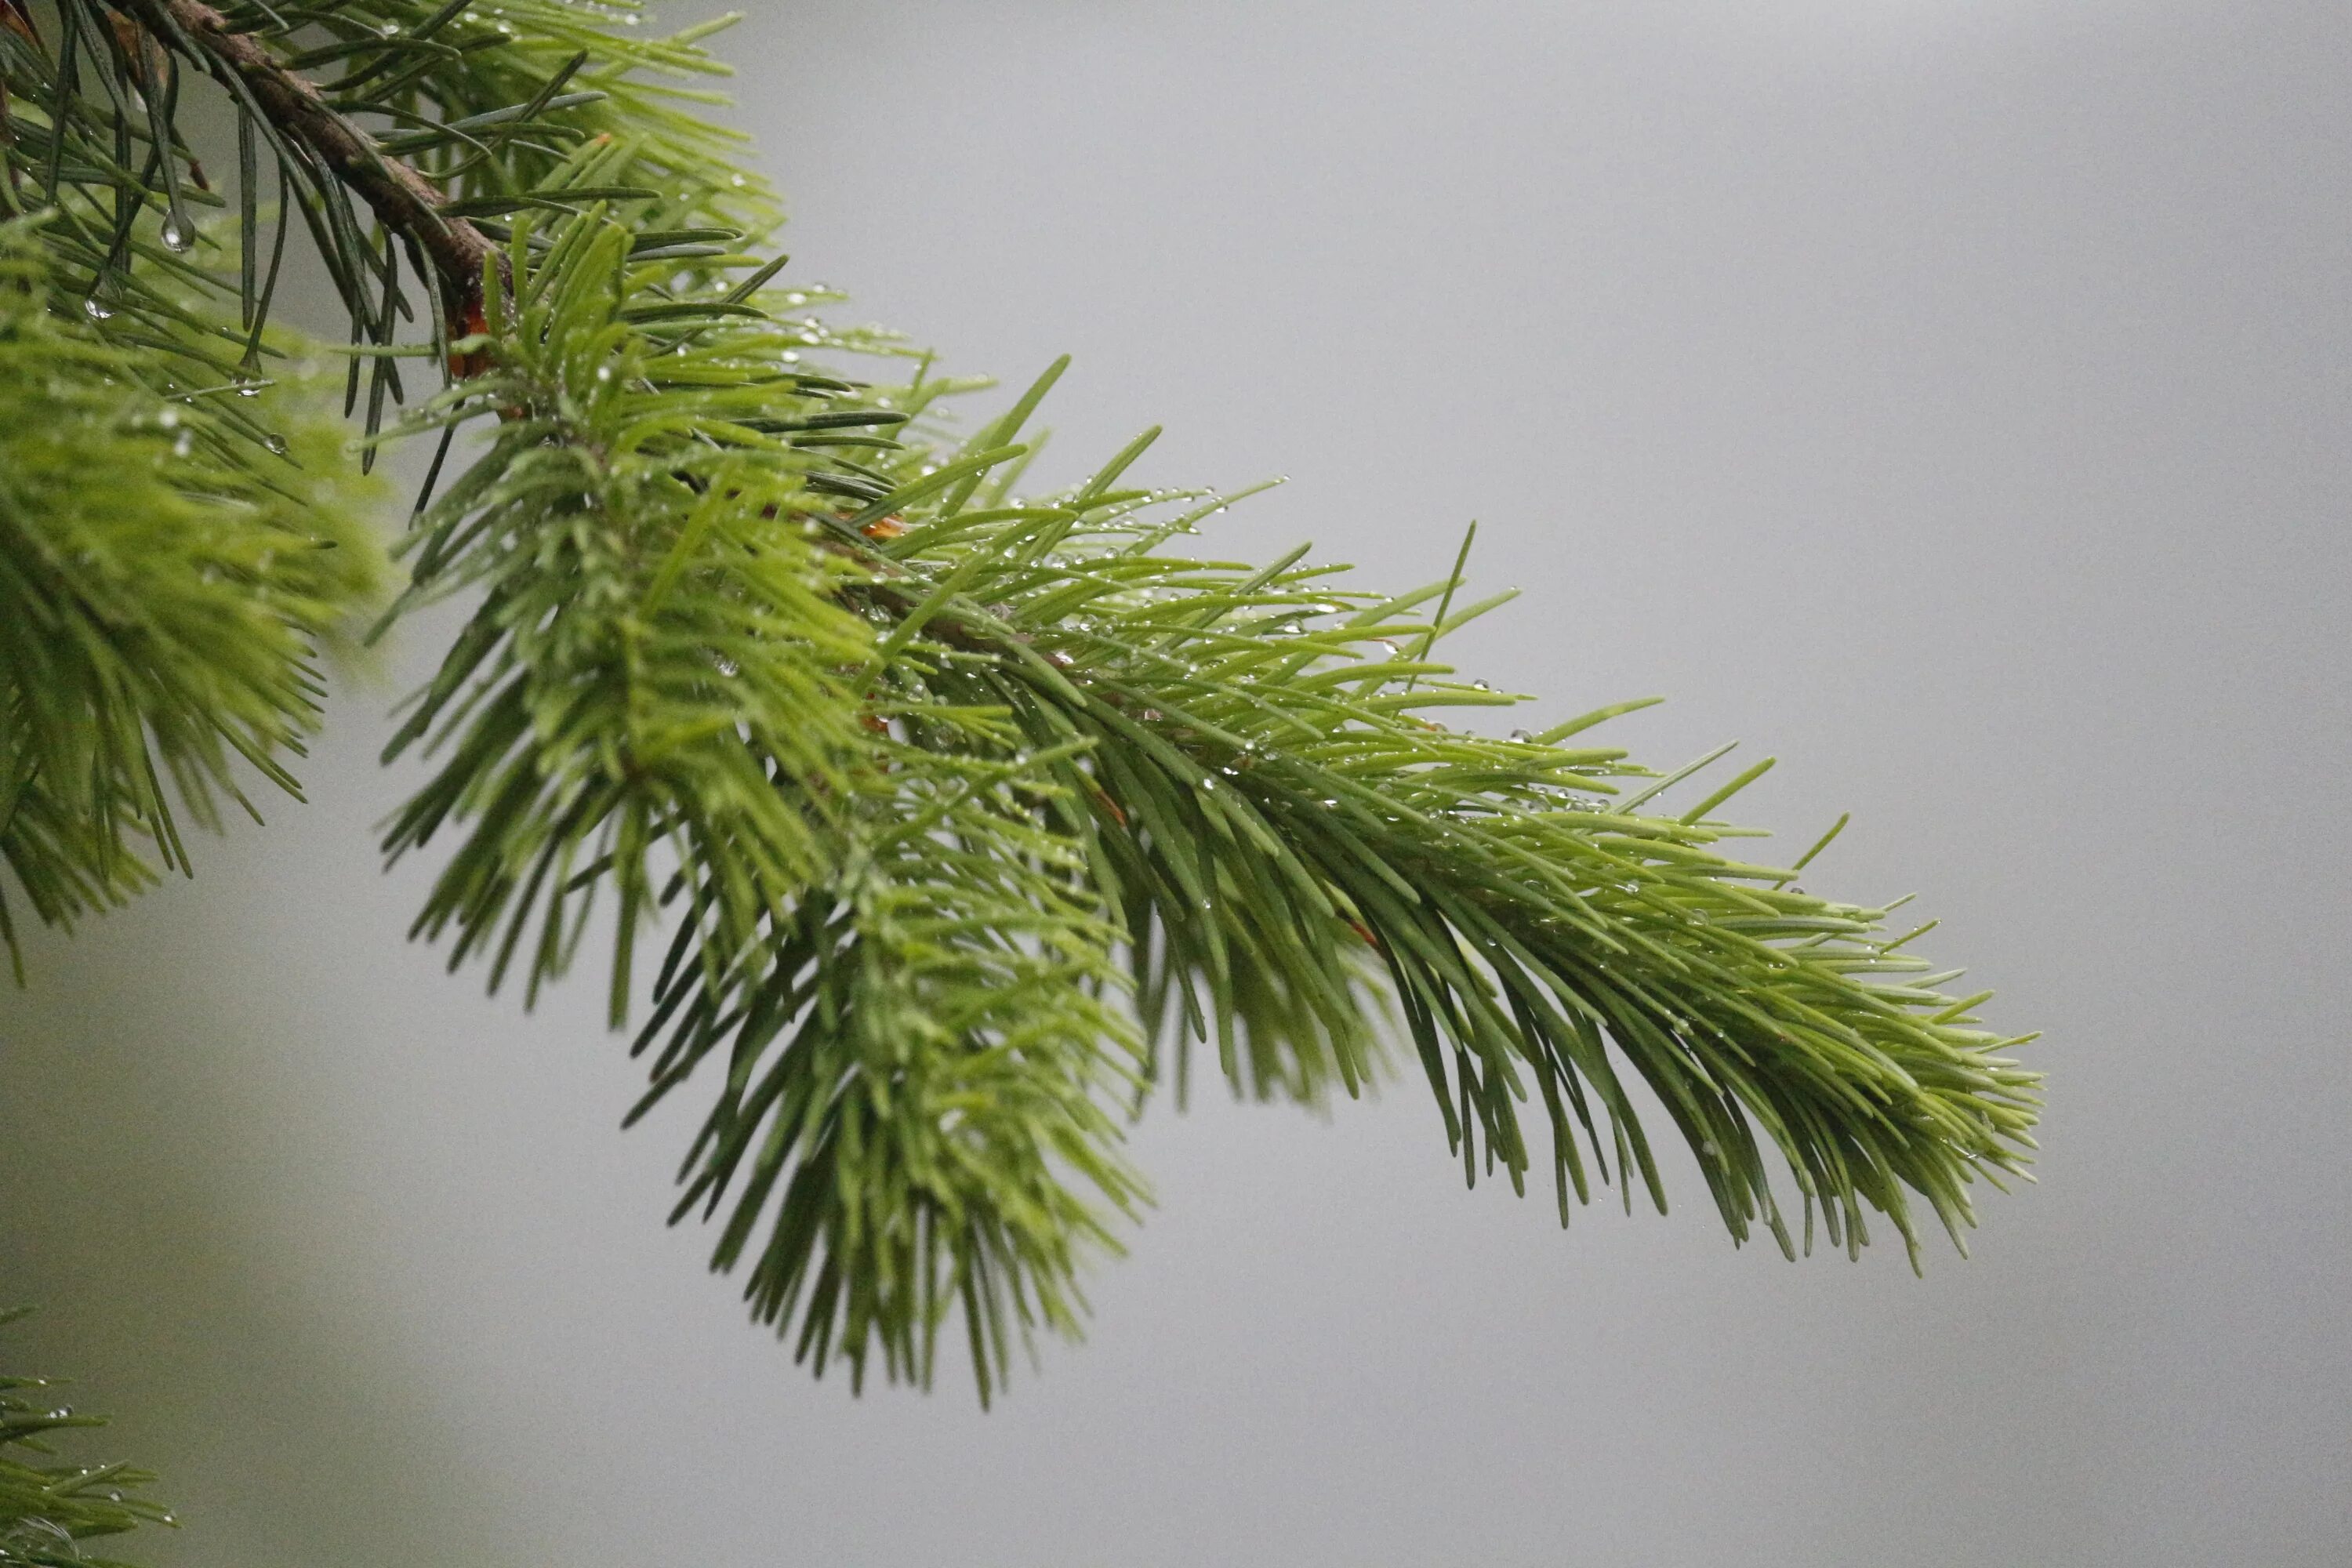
[0,218,381,976]
[0,0,2041,1409]
[0,1312,171,1568]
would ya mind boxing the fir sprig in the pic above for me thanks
[0,1311,173,1568]
[0,1,2042,1401]
[0,215,382,976]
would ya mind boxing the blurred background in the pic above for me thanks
[5,2,2348,1563]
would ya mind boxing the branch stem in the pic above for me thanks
[123,0,495,324]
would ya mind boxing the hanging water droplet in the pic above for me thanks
[263,433,290,456]
[105,1490,122,1504]
[82,296,114,321]
[160,212,195,253]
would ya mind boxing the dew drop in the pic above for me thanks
[263,433,290,456]
[161,212,194,253]
[82,296,114,321]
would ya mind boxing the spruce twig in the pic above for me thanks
[0,2,2042,1408]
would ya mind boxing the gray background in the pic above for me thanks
[5,1,2348,1563]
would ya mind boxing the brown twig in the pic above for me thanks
[122,0,496,327]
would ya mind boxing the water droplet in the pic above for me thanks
[263,433,290,456]
[106,1490,122,1504]
[161,212,194,253]
[82,296,114,321]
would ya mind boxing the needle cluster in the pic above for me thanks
[0,1,2041,1409]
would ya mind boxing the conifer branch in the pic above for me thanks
[0,1,2044,1405]
[122,0,495,323]
[1,1310,174,1566]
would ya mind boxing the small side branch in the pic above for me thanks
[123,0,495,323]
